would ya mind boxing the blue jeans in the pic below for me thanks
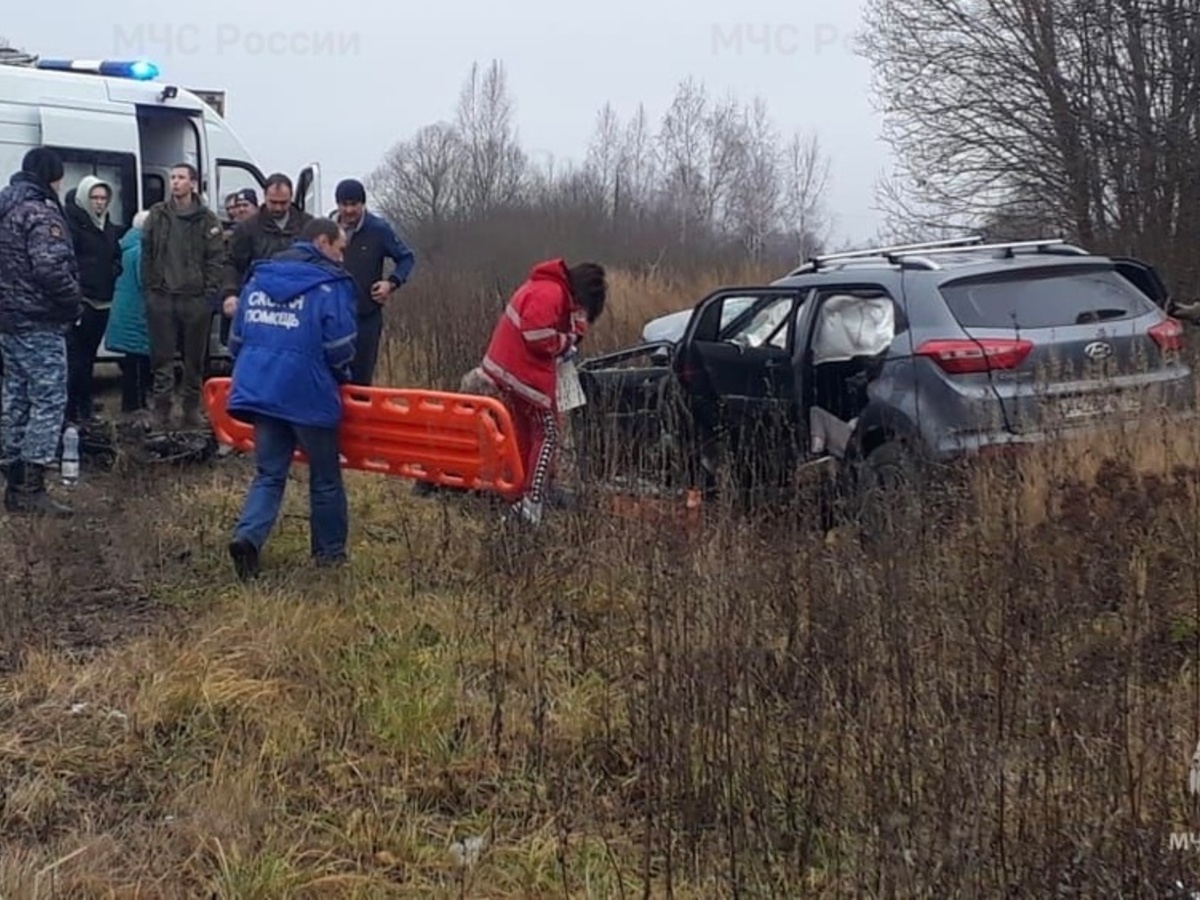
[232,414,348,559]
[0,330,68,465]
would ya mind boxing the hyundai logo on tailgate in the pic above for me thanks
[1084,341,1114,360]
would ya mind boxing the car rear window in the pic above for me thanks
[939,266,1156,329]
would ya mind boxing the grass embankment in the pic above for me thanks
[0,268,1198,896]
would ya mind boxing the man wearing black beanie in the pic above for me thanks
[0,147,83,516]
[331,177,416,385]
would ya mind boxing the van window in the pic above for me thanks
[136,108,203,193]
[939,266,1156,330]
[47,147,138,228]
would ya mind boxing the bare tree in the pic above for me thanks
[620,104,657,220]
[858,0,1200,287]
[698,91,745,230]
[656,78,710,243]
[453,60,528,216]
[584,103,626,220]
[365,58,837,272]
[726,98,782,260]
[369,121,462,228]
[780,131,832,260]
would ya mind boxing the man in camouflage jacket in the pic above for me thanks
[0,147,83,517]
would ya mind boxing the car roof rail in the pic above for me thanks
[790,234,983,274]
[888,237,1089,260]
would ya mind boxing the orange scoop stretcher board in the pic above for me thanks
[202,377,526,502]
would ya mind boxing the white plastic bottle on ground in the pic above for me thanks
[60,426,80,486]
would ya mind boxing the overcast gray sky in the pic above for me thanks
[11,0,889,246]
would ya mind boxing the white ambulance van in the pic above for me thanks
[0,49,321,375]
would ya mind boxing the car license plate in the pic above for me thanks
[1055,392,1142,420]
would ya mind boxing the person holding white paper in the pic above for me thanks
[478,258,606,525]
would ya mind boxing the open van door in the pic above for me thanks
[296,163,321,215]
[40,107,141,154]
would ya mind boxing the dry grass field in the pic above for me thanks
[0,266,1198,897]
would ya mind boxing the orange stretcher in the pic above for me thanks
[201,377,526,501]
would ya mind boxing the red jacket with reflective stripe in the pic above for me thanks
[482,259,587,410]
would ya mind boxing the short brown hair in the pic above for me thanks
[171,162,198,183]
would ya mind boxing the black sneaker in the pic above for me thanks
[228,537,260,581]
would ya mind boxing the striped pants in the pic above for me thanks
[504,391,558,505]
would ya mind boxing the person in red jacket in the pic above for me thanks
[481,258,606,524]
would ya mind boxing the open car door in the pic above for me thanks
[575,342,679,484]
[296,163,322,215]
[675,286,808,481]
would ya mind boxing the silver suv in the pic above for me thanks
[575,236,1193,498]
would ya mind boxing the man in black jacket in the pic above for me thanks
[330,178,416,385]
[221,173,313,306]
[63,174,122,426]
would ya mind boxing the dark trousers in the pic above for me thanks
[118,353,152,413]
[146,293,211,407]
[232,414,348,560]
[66,304,110,423]
[349,309,383,386]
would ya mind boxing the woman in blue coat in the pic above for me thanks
[103,210,152,421]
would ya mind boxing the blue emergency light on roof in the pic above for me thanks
[35,58,160,80]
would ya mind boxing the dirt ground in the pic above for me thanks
[0,372,218,670]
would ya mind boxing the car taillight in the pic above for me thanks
[1148,317,1183,352]
[915,338,1033,374]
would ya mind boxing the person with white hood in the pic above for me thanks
[63,175,122,426]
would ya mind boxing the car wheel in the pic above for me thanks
[853,440,927,544]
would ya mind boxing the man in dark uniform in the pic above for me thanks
[0,148,83,516]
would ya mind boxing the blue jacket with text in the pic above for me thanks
[227,241,358,429]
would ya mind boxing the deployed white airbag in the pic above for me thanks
[812,295,895,364]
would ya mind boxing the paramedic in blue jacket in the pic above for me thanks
[331,178,416,386]
[224,217,358,581]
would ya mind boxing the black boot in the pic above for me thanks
[7,463,72,518]
[2,459,23,511]
[228,537,260,581]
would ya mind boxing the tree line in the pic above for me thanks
[367,61,833,279]
[860,0,1200,294]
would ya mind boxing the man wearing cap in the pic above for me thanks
[331,178,416,386]
[0,147,83,516]
[223,188,257,228]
